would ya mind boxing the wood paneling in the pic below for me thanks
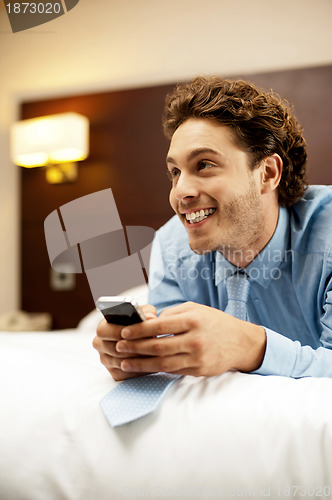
[236,65,332,186]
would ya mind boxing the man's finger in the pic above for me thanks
[96,318,125,341]
[116,333,187,357]
[159,302,194,317]
[93,337,141,359]
[142,304,157,319]
[120,314,190,340]
[120,353,193,374]
[108,367,146,381]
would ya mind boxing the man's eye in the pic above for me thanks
[167,168,180,180]
[198,161,213,171]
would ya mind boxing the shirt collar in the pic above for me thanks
[214,206,290,288]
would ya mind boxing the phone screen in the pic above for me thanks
[98,300,144,326]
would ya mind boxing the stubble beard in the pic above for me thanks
[188,179,265,265]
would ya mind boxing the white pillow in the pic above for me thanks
[76,308,104,330]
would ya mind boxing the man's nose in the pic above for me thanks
[174,173,199,201]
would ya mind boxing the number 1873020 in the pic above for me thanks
[6,3,62,14]
[277,485,331,497]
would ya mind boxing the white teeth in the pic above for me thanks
[185,208,216,223]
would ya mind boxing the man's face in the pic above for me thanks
[166,118,266,259]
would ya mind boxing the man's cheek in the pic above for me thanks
[169,190,179,215]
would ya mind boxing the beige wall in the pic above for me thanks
[1,0,332,314]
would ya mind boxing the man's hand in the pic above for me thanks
[92,304,157,381]
[93,302,266,379]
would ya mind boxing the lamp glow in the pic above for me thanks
[11,112,89,183]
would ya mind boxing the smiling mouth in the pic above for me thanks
[184,208,216,224]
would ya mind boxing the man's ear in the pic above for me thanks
[260,153,283,194]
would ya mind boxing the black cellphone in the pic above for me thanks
[96,296,146,326]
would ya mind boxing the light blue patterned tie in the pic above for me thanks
[101,373,181,427]
[224,272,250,321]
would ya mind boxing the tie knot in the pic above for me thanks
[226,272,250,303]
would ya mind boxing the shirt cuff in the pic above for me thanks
[251,327,299,377]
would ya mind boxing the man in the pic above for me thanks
[93,76,332,380]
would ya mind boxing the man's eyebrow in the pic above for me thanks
[166,147,224,165]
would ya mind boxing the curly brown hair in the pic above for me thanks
[163,76,308,207]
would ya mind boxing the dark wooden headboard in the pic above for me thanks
[20,65,332,329]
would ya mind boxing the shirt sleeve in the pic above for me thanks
[147,232,186,314]
[252,284,332,378]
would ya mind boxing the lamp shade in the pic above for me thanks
[11,112,89,167]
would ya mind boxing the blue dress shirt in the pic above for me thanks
[148,186,332,378]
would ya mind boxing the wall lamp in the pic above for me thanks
[11,112,89,184]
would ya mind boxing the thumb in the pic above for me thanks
[141,304,157,319]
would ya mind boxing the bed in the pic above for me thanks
[1,284,332,500]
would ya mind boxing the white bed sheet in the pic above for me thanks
[1,299,332,499]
